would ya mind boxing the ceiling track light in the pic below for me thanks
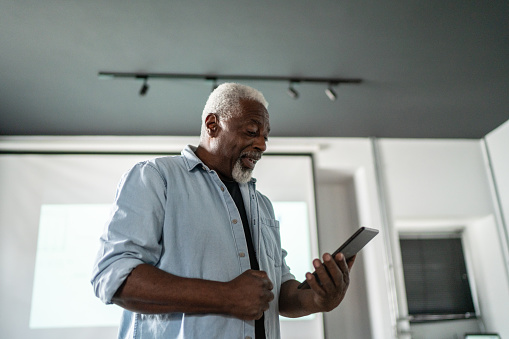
[325,83,338,101]
[99,72,362,100]
[287,81,299,99]
[138,76,149,96]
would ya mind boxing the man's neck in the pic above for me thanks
[194,145,233,182]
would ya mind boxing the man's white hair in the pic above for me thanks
[200,83,268,137]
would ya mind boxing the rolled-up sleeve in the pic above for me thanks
[280,248,295,284]
[91,161,167,304]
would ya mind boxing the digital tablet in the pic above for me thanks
[297,226,379,289]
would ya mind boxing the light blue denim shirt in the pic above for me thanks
[91,145,295,339]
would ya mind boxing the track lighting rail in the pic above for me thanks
[98,71,362,85]
[98,71,362,99]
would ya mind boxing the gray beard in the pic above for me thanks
[232,158,253,184]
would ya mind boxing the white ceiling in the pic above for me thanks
[1,0,508,138]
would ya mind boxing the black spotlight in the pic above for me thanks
[139,77,149,96]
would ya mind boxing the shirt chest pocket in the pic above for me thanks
[260,218,282,267]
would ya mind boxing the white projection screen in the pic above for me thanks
[0,145,321,339]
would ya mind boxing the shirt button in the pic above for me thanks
[232,219,238,224]
[246,336,252,339]
[239,252,246,257]
[221,186,225,192]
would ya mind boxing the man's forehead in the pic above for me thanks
[240,98,268,112]
[238,100,270,126]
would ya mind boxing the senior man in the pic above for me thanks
[91,83,355,339]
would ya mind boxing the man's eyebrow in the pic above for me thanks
[246,118,270,134]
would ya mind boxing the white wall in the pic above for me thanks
[379,139,509,339]
[485,119,509,278]
[464,216,509,336]
[486,120,509,212]
[379,139,493,219]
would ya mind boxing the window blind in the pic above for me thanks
[400,237,476,321]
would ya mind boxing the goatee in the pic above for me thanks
[232,151,262,183]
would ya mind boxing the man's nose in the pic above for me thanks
[253,135,267,153]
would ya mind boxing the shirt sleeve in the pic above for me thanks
[91,161,167,304]
[281,248,296,283]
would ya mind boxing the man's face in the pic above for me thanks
[214,99,270,183]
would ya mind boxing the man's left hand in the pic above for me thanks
[305,252,356,312]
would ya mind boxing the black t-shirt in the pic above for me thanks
[222,180,265,339]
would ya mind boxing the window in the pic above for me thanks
[399,235,476,322]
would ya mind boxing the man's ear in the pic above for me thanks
[204,113,220,137]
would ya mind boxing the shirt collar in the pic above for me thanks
[181,145,205,171]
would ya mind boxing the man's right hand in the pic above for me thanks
[111,264,274,320]
[226,270,274,320]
